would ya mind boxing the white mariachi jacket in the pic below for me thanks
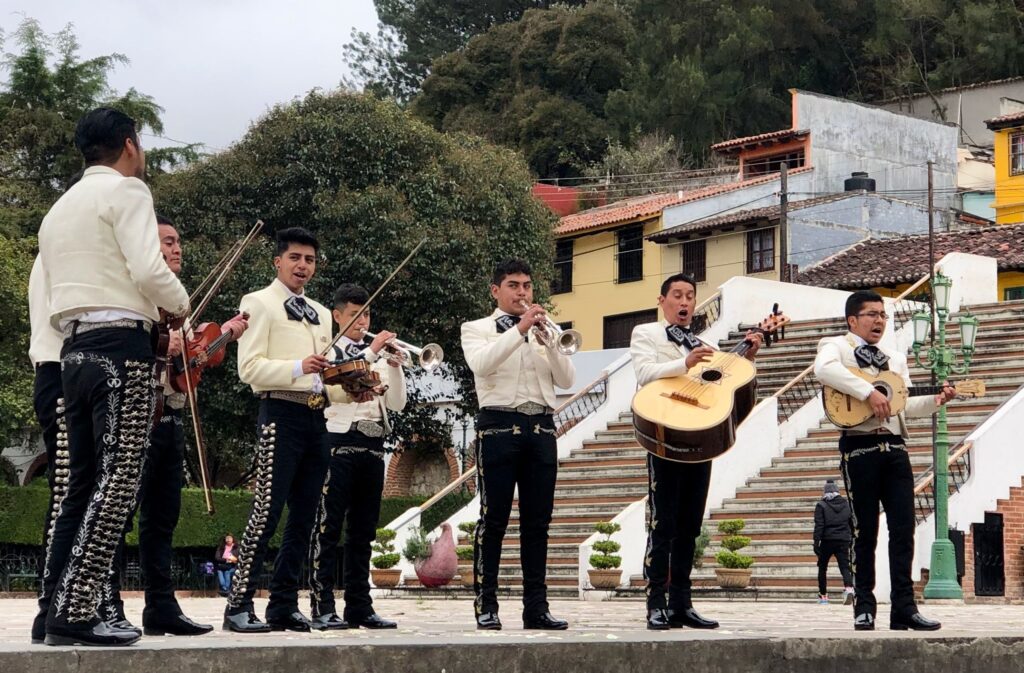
[460,309,575,409]
[629,320,716,387]
[814,333,940,438]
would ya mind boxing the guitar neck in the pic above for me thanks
[907,385,948,396]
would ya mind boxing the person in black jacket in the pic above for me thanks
[813,480,854,604]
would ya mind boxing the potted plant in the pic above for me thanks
[587,521,623,590]
[714,519,754,589]
[370,528,402,588]
[456,521,476,588]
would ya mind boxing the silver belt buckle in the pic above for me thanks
[355,420,384,437]
[516,402,547,416]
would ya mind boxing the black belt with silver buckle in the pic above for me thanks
[354,420,385,438]
[481,402,554,416]
[260,390,327,410]
[62,318,154,339]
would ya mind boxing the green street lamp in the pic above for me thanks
[911,272,978,600]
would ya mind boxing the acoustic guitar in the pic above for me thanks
[632,306,790,463]
[822,369,985,428]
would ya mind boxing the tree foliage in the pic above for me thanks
[345,0,586,102]
[411,2,635,179]
[153,91,555,480]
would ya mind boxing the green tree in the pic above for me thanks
[152,91,555,481]
[345,0,587,102]
[411,2,635,178]
[0,234,36,446]
[0,17,193,238]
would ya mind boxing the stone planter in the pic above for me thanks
[371,568,402,589]
[588,568,623,590]
[457,563,474,588]
[715,567,752,589]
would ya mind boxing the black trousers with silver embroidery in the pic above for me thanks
[104,406,186,621]
[33,362,66,578]
[644,454,712,610]
[473,409,558,618]
[226,398,329,618]
[39,326,155,628]
[838,433,917,618]
[308,431,385,620]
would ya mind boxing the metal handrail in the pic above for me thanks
[913,440,974,496]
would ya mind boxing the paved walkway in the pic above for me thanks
[3,596,1024,650]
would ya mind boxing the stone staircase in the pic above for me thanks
[688,299,1024,599]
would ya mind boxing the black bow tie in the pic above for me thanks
[495,314,521,334]
[854,344,889,370]
[284,296,320,325]
[336,340,368,360]
[666,324,703,350]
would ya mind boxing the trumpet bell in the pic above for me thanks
[556,329,582,355]
[418,343,445,372]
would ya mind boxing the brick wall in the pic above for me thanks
[958,477,1024,602]
[383,447,461,498]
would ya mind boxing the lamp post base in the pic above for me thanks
[923,539,963,600]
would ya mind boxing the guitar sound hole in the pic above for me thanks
[701,369,723,383]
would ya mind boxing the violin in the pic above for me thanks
[153,309,188,427]
[322,358,386,396]
[170,312,248,394]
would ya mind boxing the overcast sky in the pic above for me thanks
[0,0,380,152]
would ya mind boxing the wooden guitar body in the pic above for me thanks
[632,352,758,463]
[822,369,985,428]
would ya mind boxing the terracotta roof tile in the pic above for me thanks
[985,110,1024,130]
[710,128,810,154]
[555,168,812,236]
[649,190,856,242]
[796,224,1024,289]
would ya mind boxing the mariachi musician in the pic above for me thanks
[307,283,407,630]
[460,259,575,631]
[629,273,761,631]
[102,215,248,637]
[225,226,357,633]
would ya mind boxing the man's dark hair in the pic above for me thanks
[65,169,85,191]
[660,273,697,297]
[845,290,884,318]
[333,283,370,309]
[155,213,174,227]
[74,108,139,166]
[275,227,320,256]
[491,259,532,286]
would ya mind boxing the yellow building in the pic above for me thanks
[985,111,1024,224]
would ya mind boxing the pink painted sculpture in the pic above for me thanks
[415,522,458,588]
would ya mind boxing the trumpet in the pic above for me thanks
[519,301,583,355]
[361,329,445,372]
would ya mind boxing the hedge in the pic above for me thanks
[0,486,430,549]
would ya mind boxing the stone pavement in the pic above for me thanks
[3,596,1024,672]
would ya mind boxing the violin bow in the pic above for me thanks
[179,326,216,514]
[190,220,264,325]
[321,238,427,357]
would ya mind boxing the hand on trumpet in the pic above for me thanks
[366,329,406,368]
[517,302,548,336]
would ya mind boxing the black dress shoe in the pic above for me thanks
[647,608,671,631]
[854,613,875,631]
[267,611,326,632]
[667,607,719,629]
[891,612,941,631]
[31,610,47,644]
[222,611,272,633]
[313,613,351,630]
[523,612,568,630]
[348,613,397,629]
[476,612,502,630]
[45,620,142,647]
[143,613,214,636]
[108,618,143,636]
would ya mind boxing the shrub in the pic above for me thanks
[692,525,711,569]
[402,526,432,563]
[715,519,754,570]
[456,520,475,562]
[588,521,621,570]
[371,528,399,569]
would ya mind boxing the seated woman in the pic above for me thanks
[214,533,239,596]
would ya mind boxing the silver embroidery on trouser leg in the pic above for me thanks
[53,357,153,623]
[227,423,275,609]
[39,399,69,597]
[307,446,335,617]
[643,453,658,601]
[473,433,487,616]
[839,452,859,607]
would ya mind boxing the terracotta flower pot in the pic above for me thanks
[371,568,402,588]
[715,567,752,589]
[588,568,623,590]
